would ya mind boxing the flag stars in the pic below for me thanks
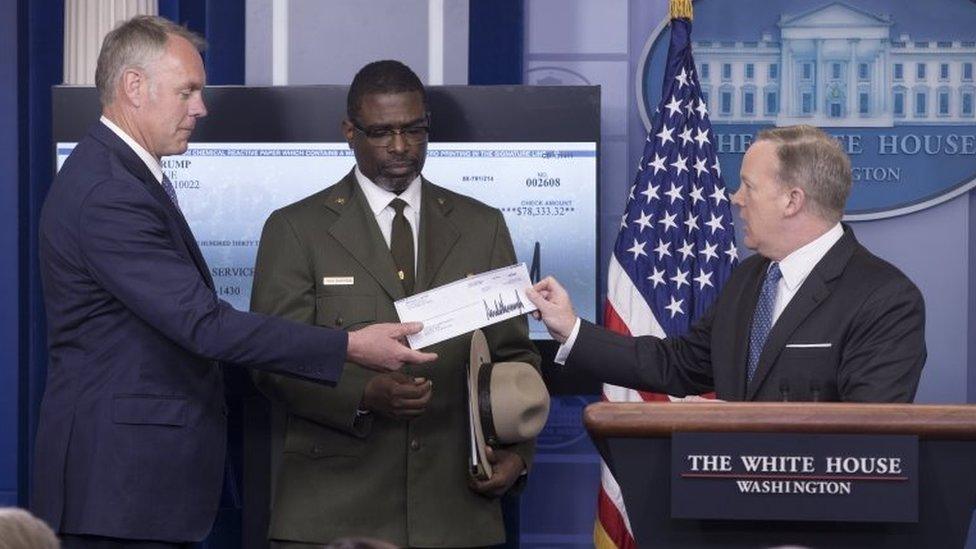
[700,241,719,262]
[653,239,672,260]
[632,210,653,232]
[658,211,679,232]
[627,238,648,260]
[675,67,689,89]
[725,242,739,263]
[710,186,727,206]
[614,42,734,327]
[664,95,683,118]
[705,213,725,235]
[641,183,660,202]
[694,127,711,147]
[694,268,714,290]
[665,295,685,318]
[671,267,690,290]
[695,99,709,118]
[670,154,689,176]
[664,183,684,204]
[648,153,667,175]
[647,266,666,288]
[656,124,675,146]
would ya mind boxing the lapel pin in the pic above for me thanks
[437,197,445,205]
[398,270,405,280]
[336,197,346,205]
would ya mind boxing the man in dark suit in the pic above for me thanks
[527,125,925,402]
[250,60,540,547]
[34,17,434,548]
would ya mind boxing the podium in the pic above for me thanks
[584,402,976,548]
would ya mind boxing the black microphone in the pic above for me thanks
[809,380,822,403]
[779,379,791,402]
[530,241,541,284]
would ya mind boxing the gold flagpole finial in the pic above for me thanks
[669,0,693,20]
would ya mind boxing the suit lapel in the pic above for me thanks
[326,172,406,301]
[745,229,857,399]
[91,122,215,288]
[415,181,459,293]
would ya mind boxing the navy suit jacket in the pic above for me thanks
[33,122,347,542]
[569,226,926,402]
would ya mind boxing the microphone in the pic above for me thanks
[779,379,791,402]
[809,380,822,403]
[530,241,541,284]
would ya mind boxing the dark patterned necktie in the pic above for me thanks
[389,198,415,295]
[161,174,181,210]
[747,262,782,383]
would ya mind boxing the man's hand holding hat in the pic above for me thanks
[466,330,549,497]
[469,447,526,498]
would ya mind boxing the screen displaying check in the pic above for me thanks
[394,264,538,349]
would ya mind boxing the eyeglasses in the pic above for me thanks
[351,116,430,147]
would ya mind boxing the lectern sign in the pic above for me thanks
[671,432,918,522]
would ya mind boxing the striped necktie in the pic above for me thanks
[161,174,180,210]
[747,262,782,383]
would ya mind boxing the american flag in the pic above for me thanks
[593,14,738,549]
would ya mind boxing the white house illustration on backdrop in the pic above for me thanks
[693,2,976,127]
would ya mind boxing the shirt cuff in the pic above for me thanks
[553,317,582,365]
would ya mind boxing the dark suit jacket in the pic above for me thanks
[250,171,540,547]
[570,226,925,402]
[32,122,347,542]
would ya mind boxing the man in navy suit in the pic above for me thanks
[33,16,435,547]
[527,125,925,403]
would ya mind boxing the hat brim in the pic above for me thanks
[467,329,492,480]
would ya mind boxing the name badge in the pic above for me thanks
[323,276,355,286]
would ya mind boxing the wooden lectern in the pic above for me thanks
[585,402,976,548]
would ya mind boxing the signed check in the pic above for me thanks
[394,263,537,349]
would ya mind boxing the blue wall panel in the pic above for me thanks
[0,0,19,509]
[159,0,244,85]
[469,0,523,85]
[23,0,63,510]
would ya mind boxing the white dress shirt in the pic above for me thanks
[770,222,843,323]
[354,165,421,270]
[555,222,845,364]
[100,115,164,184]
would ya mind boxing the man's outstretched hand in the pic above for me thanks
[525,276,578,343]
[346,322,437,372]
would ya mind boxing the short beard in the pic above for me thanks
[375,174,417,194]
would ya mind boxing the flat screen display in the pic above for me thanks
[56,140,597,339]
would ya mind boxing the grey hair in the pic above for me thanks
[0,507,60,549]
[95,15,206,106]
[754,125,852,223]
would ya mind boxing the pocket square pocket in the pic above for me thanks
[785,343,832,348]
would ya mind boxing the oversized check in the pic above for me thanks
[394,264,538,349]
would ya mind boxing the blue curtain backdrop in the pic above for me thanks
[0,0,21,511]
